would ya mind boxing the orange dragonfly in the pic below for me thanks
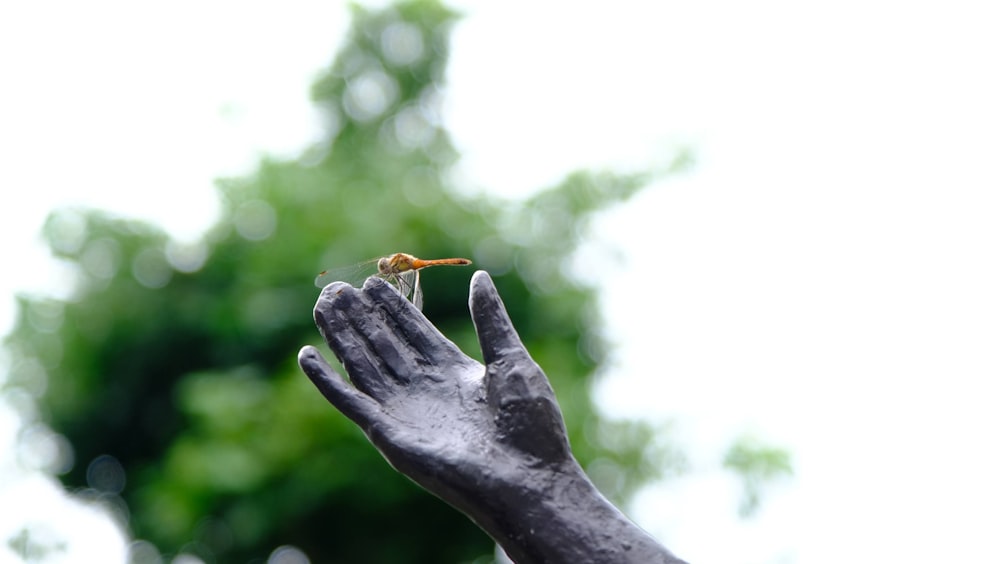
[315,252,471,310]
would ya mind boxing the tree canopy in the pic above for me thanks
[4,2,691,562]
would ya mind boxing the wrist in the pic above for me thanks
[477,460,685,564]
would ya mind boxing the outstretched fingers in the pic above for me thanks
[314,282,403,399]
[363,277,474,372]
[313,277,473,401]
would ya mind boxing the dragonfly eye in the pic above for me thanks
[377,257,390,274]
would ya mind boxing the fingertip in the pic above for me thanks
[469,270,498,310]
[315,282,354,322]
[362,275,389,291]
[298,345,323,366]
[469,270,526,365]
[314,282,366,342]
[298,345,334,379]
[317,281,355,305]
[470,269,495,292]
[363,275,403,304]
[298,344,318,361]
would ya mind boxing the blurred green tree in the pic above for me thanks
[724,435,793,518]
[3,1,691,562]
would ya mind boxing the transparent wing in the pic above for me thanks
[393,270,422,311]
[411,270,423,311]
[315,259,379,288]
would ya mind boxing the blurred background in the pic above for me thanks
[2,1,998,563]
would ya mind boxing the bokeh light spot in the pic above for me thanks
[17,423,74,474]
[166,240,208,273]
[86,454,127,494]
[473,236,513,276]
[132,247,172,289]
[27,299,64,334]
[342,70,398,123]
[45,209,88,256]
[268,545,310,564]
[193,517,234,555]
[586,457,627,500]
[401,166,442,208]
[233,200,277,241]
[392,105,434,150]
[81,237,122,280]
[381,22,425,67]
[128,540,163,564]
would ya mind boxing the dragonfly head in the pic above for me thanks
[377,256,392,275]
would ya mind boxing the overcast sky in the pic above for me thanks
[3,1,1000,562]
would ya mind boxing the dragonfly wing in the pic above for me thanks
[315,259,378,289]
[411,269,423,311]
[394,270,423,311]
[315,269,338,288]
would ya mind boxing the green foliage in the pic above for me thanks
[723,435,793,518]
[3,1,689,561]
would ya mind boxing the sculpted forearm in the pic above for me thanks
[471,462,686,564]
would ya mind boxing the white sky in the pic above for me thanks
[3,1,1000,563]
